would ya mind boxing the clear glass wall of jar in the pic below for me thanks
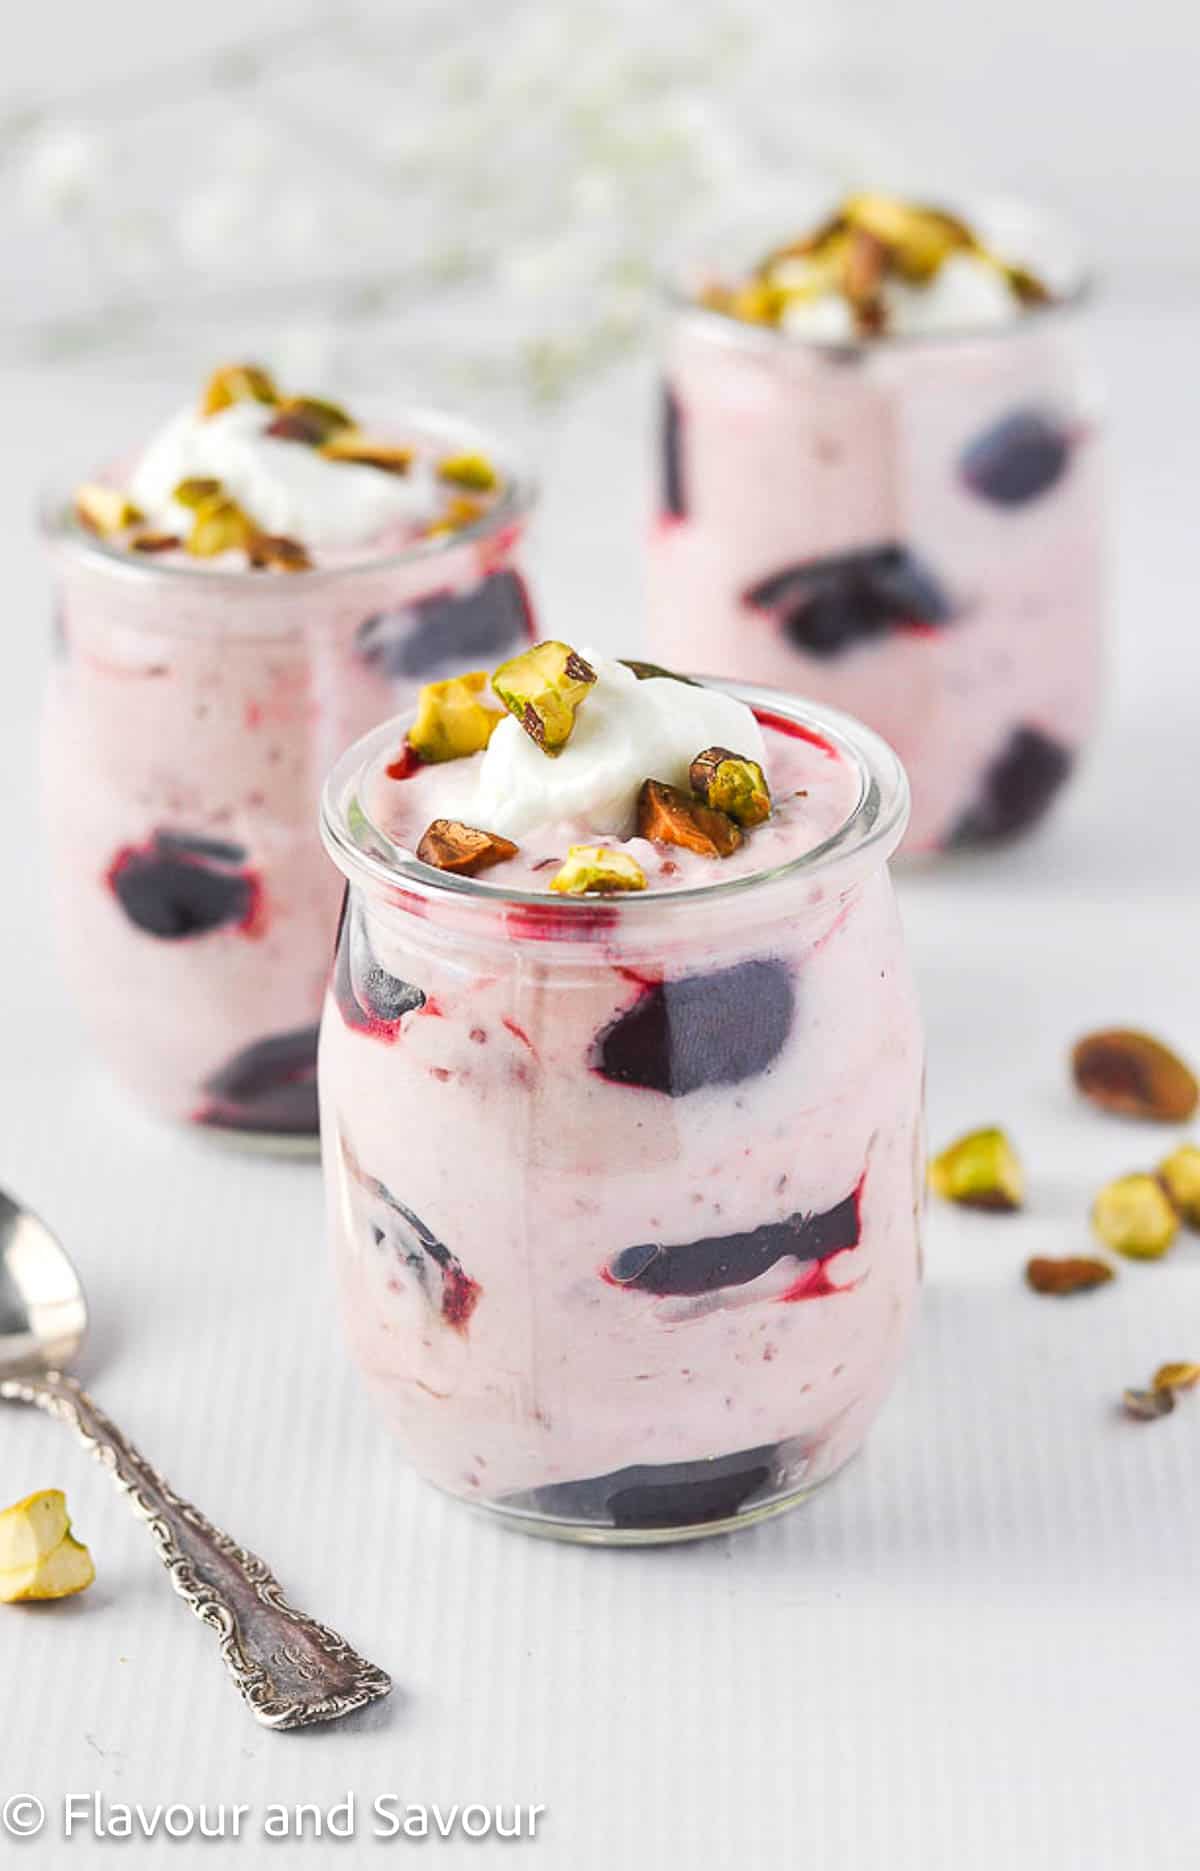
[648,219,1105,855]
[41,412,537,1146]
[319,685,924,1543]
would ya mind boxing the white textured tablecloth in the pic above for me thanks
[2,295,1198,1869]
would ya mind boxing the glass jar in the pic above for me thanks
[41,411,536,1145]
[318,684,924,1543]
[647,220,1105,854]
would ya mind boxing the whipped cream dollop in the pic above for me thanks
[129,401,441,547]
[781,250,1018,342]
[460,655,767,842]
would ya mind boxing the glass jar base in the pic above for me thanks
[438,1449,857,1548]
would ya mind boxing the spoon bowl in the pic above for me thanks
[0,1188,88,1376]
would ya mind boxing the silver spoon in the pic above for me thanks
[0,1187,391,1730]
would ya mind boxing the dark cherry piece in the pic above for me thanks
[348,1153,481,1335]
[744,544,951,658]
[505,1442,788,1531]
[332,890,426,1037]
[198,1024,320,1136]
[107,831,258,939]
[606,1185,861,1297]
[949,725,1073,847]
[593,959,794,1098]
[659,382,687,520]
[356,568,534,682]
[960,407,1073,506]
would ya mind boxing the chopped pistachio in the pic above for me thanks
[550,845,647,896]
[1158,1144,1200,1225]
[172,476,223,509]
[416,819,517,876]
[492,641,597,756]
[928,1126,1023,1211]
[728,278,789,325]
[410,672,504,763]
[127,530,182,554]
[843,193,973,283]
[74,483,142,537]
[437,451,499,492]
[185,494,254,559]
[247,532,312,573]
[1153,1361,1200,1393]
[200,362,279,417]
[265,395,354,446]
[320,432,414,474]
[1091,1173,1178,1260]
[1025,1256,1115,1296]
[689,746,772,826]
[618,659,700,686]
[425,494,486,537]
[1123,1387,1175,1422]
[636,779,741,859]
[1071,1028,1199,1122]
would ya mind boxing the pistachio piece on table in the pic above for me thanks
[410,672,504,763]
[74,483,143,537]
[1091,1173,1178,1260]
[247,532,313,573]
[636,779,741,859]
[841,226,889,335]
[1158,1144,1200,1225]
[437,452,499,492]
[1122,1387,1175,1422]
[0,1489,95,1604]
[1152,1361,1200,1393]
[264,396,354,446]
[185,494,255,559]
[416,819,517,876]
[200,362,279,417]
[1071,1028,1199,1122]
[1025,1256,1114,1296]
[550,845,647,896]
[928,1126,1023,1211]
[320,432,414,474]
[689,746,772,827]
[492,641,597,756]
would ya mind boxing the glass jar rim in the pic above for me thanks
[661,191,1095,357]
[39,402,537,593]
[320,677,911,935]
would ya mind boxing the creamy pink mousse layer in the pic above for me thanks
[647,313,1105,852]
[42,523,533,1128]
[319,709,923,1513]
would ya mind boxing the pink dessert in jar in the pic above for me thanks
[647,194,1106,854]
[41,363,537,1143]
[319,645,923,1541]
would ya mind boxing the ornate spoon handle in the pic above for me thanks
[1,1370,391,1730]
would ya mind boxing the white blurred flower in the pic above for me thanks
[175,179,259,265]
[19,122,105,220]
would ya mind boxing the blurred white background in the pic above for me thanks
[3,0,1197,401]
